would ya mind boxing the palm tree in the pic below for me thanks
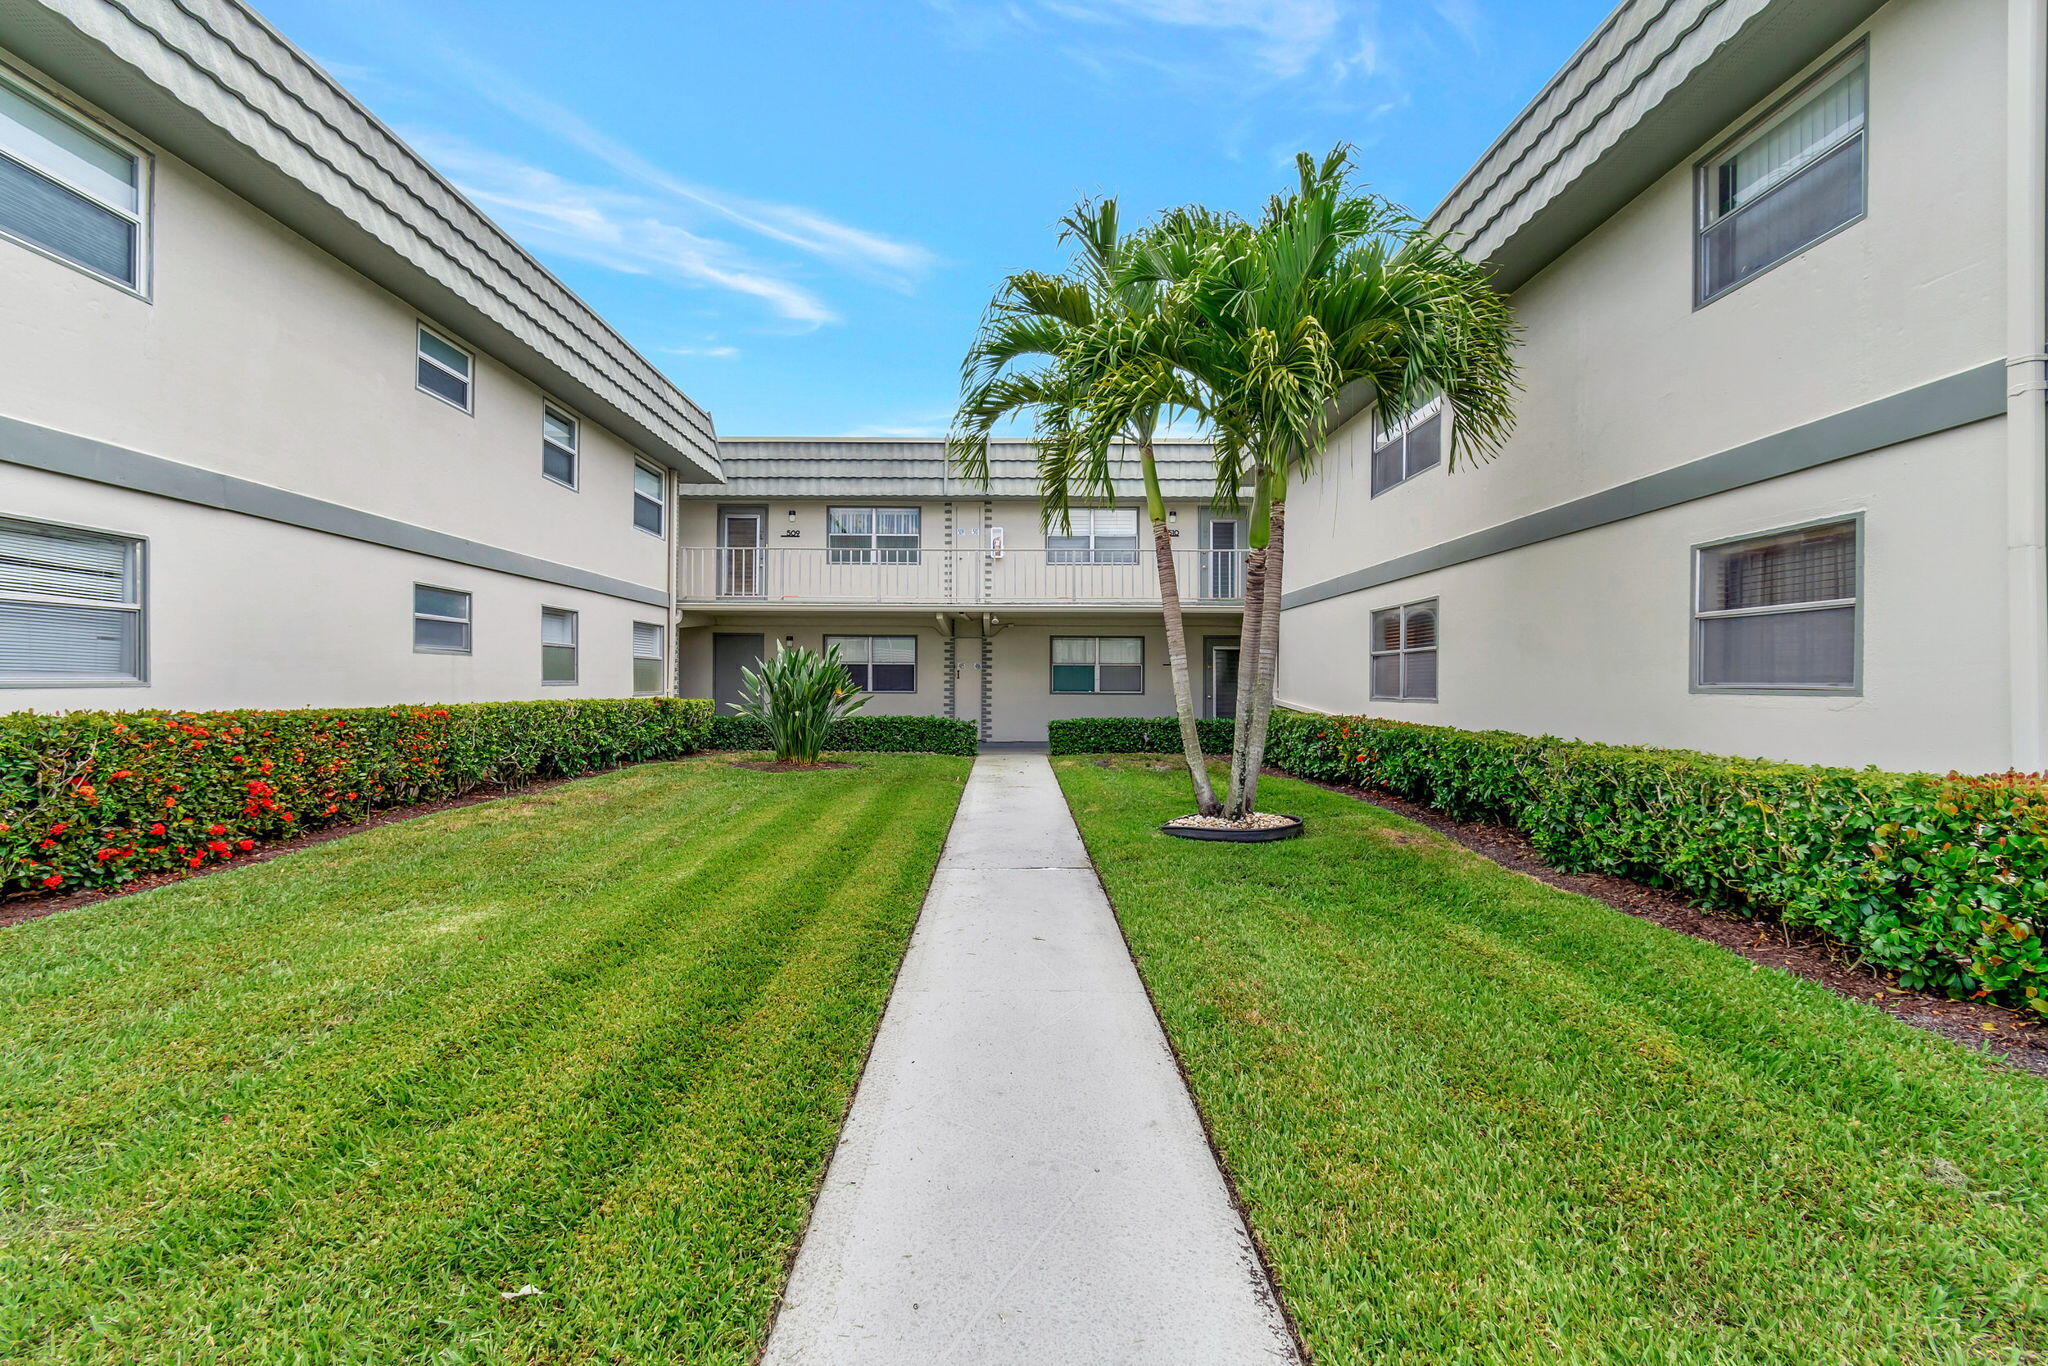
[949,201,1221,815]
[1081,148,1520,818]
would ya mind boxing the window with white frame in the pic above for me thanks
[0,69,147,291]
[827,507,920,564]
[1370,401,1444,496]
[632,621,666,696]
[0,516,144,684]
[1047,507,1139,564]
[1369,600,1438,701]
[1693,520,1857,691]
[1698,49,1867,303]
[542,404,578,487]
[633,463,665,536]
[826,634,916,692]
[412,584,471,654]
[416,325,472,410]
[1051,636,1143,694]
[541,607,578,685]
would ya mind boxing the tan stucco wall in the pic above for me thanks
[679,613,1230,743]
[0,70,671,597]
[1292,0,2002,593]
[0,57,679,712]
[1279,418,2009,773]
[1281,0,2015,772]
[1,464,670,711]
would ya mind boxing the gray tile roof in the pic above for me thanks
[686,439,1227,501]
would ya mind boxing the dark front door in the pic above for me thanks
[719,510,764,597]
[1207,520,1241,600]
[712,633,766,713]
[1205,639,1240,720]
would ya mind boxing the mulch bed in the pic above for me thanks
[0,769,626,932]
[1274,767,2048,1078]
[727,760,860,772]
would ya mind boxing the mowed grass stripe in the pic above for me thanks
[0,753,967,1365]
[1055,758,2048,1366]
[105,769,916,1361]
[8,766,850,1258]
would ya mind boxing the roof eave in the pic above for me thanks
[1429,0,1886,294]
[0,0,721,481]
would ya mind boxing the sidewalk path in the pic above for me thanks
[762,753,1299,1366]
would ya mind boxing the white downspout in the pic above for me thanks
[2007,0,2048,770]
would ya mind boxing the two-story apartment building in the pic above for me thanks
[1280,0,2041,774]
[676,439,1243,742]
[0,0,719,712]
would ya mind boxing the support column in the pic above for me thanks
[2008,0,2048,770]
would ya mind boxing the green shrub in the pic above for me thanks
[732,645,868,764]
[1047,717,1233,755]
[706,712,978,756]
[1,697,712,898]
[1263,710,2048,1014]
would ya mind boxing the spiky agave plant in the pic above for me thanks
[734,645,868,765]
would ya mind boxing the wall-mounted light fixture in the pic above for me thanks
[786,508,798,523]
[1167,509,1178,524]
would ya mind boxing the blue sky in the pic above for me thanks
[263,0,1612,436]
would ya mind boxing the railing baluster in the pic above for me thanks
[677,547,1243,606]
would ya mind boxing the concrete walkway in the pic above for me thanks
[762,754,1299,1366]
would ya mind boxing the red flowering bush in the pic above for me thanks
[2,697,712,898]
[1262,711,2048,1014]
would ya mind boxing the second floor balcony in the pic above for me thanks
[678,546,1246,608]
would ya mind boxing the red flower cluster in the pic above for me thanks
[5,698,710,897]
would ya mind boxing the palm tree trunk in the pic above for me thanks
[1226,544,1265,818]
[1152,519,1221,815]
[1140,444,1219,814]
[1235,498,1284,816]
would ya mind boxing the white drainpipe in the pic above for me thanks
[2007,0,2048,770]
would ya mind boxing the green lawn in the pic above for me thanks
[1056,757,2048,1366]
[1,753,967,1365]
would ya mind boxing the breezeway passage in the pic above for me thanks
[763,754,1299,1365]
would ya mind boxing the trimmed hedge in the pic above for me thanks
[2,697,713,899]
[1047,717,1232,756]
[706,712,978,756]
[1262,710,2048,1014]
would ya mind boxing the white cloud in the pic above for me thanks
[932,0,1476,114]
[848,410,959,438]
[1045,0,1341,78]
[437,50,935,289]
[1432,0,1486,49]
[663,344,742,360]
[411,133,838,327]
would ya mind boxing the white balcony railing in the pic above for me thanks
[679,547,1245,606]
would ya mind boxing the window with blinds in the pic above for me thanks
[827,507,920,564]
[633,463,665,536]
[1369,600,1438,701]
[1370,401,1444,497]
[632,621,666,696]
[1047,507,1140,564]
[0,70,147,290]
[0,516,143,684]
[1051,636,1143,694]
[826,634,916,692]
[1694,520,1857,690]
[541,607,579,685]
[412,584,471,654]
[1698,50,1866,303]
[542,404,578,488]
